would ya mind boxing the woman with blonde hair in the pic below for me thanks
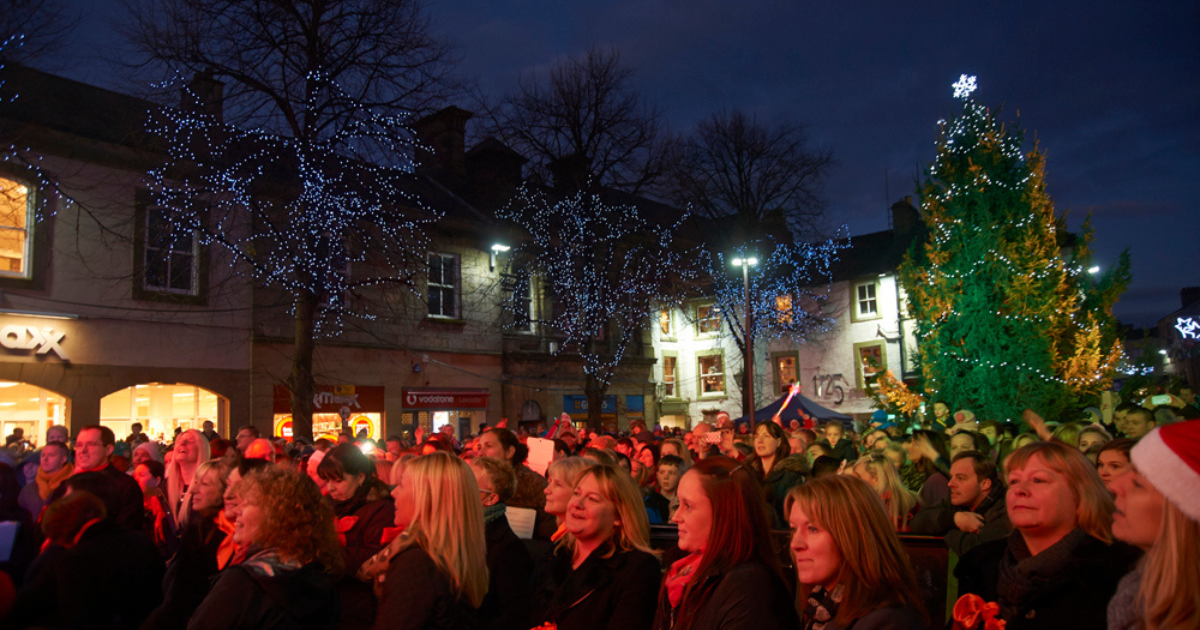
[786,474,927,629]
[188,466,342,629]
[166,429,210,524]
[850,453,920,531]
[531,464,661,630]
[370,451,488,630]
[955,440,1140,630]
[143,459,233,629]
[540,456,592,541]
[1107,422,1200,630]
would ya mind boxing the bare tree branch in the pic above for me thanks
[475,46,673,196]
[669,109,833,241]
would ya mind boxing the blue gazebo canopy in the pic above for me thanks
[733,392,853,428]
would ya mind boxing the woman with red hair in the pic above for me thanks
[654,456,797,629]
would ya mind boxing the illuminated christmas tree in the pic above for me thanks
[897,76,1130,423]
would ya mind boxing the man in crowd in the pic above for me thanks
[6,426,25,447]
[200,420,218,443]
[125,422,144,446]
[64,424,144,531]
[234,424,260,454]
[911,451,1010,555]
[1176,384,1200,418]
[18,440,72,518]
[1123,407,1156,439]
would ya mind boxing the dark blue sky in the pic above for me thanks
[63,0,1200,326]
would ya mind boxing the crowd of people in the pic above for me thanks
[0,388,1196,630]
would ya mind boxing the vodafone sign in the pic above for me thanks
[402,389,490,409]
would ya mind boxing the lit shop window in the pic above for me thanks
[0,176,34,279]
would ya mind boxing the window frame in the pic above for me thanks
[853,340,888,391]
[771,350,801,395]
[511,274,535,333]
[696,349,727,399]
[660,350,679,400]
[658,307,676,341]
[0,173,35,281]
[694,302,721,338]
[427,251,461,320]
[132,189,209,305]
[851,279,881,322]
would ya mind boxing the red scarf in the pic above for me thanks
[664,552,704,608]
[335,516,360,546]
[215,509,240,569]
[380,527,403,546]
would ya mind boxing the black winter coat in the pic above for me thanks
[334,496,394,630]
[9,519,164,630]
[955,531,1141,630]
[187,552,339,630]
[49,465,145,532]
[478,514,535,630]
[532,543,662,630]
[910,484,1012,557]
[373,545,478,630]
[652,561,798,630]
[140,513,227,630]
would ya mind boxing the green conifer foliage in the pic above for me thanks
[898,89,1129,423]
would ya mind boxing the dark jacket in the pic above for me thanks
[955,531,1141,630]
[910,483,1011,556]
[479,514,535,630]
[645,492,671,524]
[834,606,927,630]
[652,561,798,630]
[50,464,145,532]
[532,543,661,630]
[820,438,858,463]
[9,518,164,630]
[187,551,339,630]
[373,545,478,630]
[140,512,227,630]
[758,455,808,529]
[334,496,395,630]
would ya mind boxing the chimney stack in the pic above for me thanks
[182,69,224,123]
[411,106,473,181]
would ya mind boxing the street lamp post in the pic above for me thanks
[732,256,758,421]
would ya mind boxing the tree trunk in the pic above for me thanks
[288,290,318,443]
[585,372,608,433]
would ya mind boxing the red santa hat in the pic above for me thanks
[1131,422,1200,524]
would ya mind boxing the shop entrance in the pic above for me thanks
[0,380,67,448]
[100,383,228,443]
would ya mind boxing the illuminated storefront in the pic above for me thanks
[100,383,227,442]
[273,384,385,442]
[563,394,618,431]
[0,381,67,446]
[399,388,490,440]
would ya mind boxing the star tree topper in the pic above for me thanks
[952,74,978,99]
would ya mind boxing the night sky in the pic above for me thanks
[58,0,1200,326]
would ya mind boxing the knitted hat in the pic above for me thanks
[1131,422,1200,524]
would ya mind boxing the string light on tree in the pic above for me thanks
[894,73,1131,424]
